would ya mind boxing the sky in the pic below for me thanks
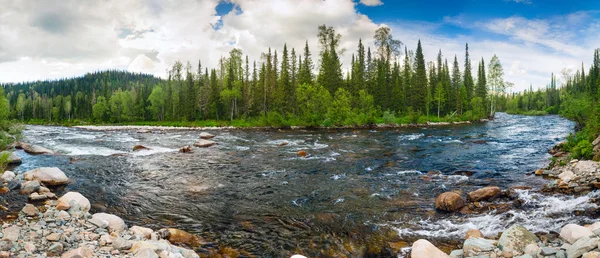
[0,0,598,92]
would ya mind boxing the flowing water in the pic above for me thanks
[8,113,599,257]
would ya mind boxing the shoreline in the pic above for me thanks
[71,120,483,132]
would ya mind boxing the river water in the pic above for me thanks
[9,113,600,257]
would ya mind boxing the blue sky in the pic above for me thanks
[1,0,598,92]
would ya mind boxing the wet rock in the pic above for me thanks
[57,192,91,213]
[133,145,151,151]
[91,213,127,233]
[498,224,539,254]
[560,224,594,244]
[20,180,40,194]
[467,186,502,202]
[410,239,451,258]
[297,150,307,157]
[194,139,216,148]
[61,246,94,258]
[130,226,153,240]
[199,132,215,139]
[22,143,55,155]
[23,167,69,185]
[566,236,599,258]
[0,151,21,165]
[21,204,39,216]
[29,192,47,201]
[163,228,202,247]
[463,237,497,255]
[435,192,465,212]
[137,129,151,133]
[278,142,288,147]
[179,146,193,153]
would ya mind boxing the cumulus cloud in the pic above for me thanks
[360,0,384,6]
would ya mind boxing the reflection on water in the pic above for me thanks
[12,113,590,257]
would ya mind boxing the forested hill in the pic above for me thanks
[2,70,164,122]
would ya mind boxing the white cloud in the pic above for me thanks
[360,0,383,6]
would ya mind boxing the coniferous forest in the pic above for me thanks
[4,25,508,127]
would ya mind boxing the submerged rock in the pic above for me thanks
[435,192,465,212]
[467,186,502,202]
[23,167,69,186]
[179,146,193,153]
[162,228,203,248]
[498,224,539,254]
[133,145,151,151]
[297,150,307,157]
[410,239,451,258]
[194,139,216,148]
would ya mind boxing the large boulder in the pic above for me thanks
[199,132,215,139]
[463,238,497,256]
[410,239,451,258]
[435,192,465,212]
[0,151,21,165]
[498,224,539,253]
[560,224,594,244]
[21,143,55,155]
[57,192,91,213]
[23,167,69,185]
[467,186,501,202]
[566,236,600,258]
[91,213,127,233]
[194,139,216,148]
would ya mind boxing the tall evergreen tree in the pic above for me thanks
[463,43,474,109]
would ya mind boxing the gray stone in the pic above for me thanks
[463,237,497,255]
[22,143,55,155]
[20,180,40,194]
[560,224,594,244]
[498,224,539,253]
[135,248,158,258]
[113,237,133,250]
[91,213,127,232]
[199,132,215,139]
[565,236,599,258]
[47,242,64,256]
[556,250,567,258]
[88,217,108,228]
[21,204,38,216]
[0,241,11,251]
[1,171,16,181]
[194,139,216,148]
[2,226,20,241]
[541,246,559,255]
[46,232,61,241]
[23,167,69,185]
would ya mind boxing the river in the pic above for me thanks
[7,112,599,257]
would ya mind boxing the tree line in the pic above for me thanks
[2,25,506,127]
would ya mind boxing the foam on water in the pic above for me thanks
[399,133,425,141]
[52,144,126,156]
[390,190,599,239]
[130,146,178,156]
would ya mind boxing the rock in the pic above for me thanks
[279,142,288,147]
[61,246,94,258]
[593,135,600,146]
[29,192,47,201]
[23,242,36,253]
[20,180,40,194]
[1,171,15,182]
[449,249,464,258]
[194,139,216,148]
[523,243,539,255]
[46,232,61,241]
[137,129,151,133]
[566,236,599,258]
[540,247,559,255]
[574,160,600,174]
[584,251,600,258]
[130,240,172,254]
[179,146,193,153]
[56,210,71,221]
[199,132,215,139]
[410,239,451,258]
[535,169,543,175]
[48,243,64,256]
[130,226,153,240]
[133,145,151,151]
[466,229,484,239]
[0,151,21,165]
[163,228,202,247]
[23,167,69,185]
[463,238,497,255]
[467,186,502,202]
[135,248,159,258]
[88,217,108,228]
[57,192,91,213]
[498,224,539,253]
[435,192,465,212]
[297,150,307,157]
[21,204,39,216]
[556,250,567,258]
[558,170,575,183]
[22,143,55,155]
[91,213,127,232]
[113,237,133,250]
[2,226,20,241]
[560,224,594,244]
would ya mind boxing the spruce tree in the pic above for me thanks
[464,43,474,109]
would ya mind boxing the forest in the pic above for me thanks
[1,25,505,127]
[501,49,600,160]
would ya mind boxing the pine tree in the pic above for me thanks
[298,41,313,85]
[452,56,461,114]
[464,43,474,109]
[411,40,427,113]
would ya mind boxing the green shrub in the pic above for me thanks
[382,111,396,124]
[0,151,9,172]
[571,139,594,160]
